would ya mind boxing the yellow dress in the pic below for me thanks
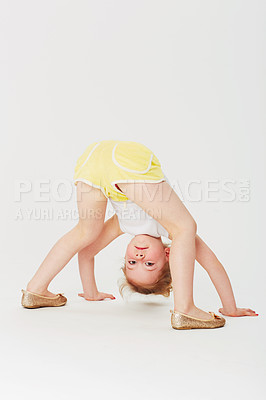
[73,140,166,202]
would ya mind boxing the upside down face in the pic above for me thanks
[124,234,170,286]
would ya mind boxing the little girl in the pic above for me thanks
[21,140,258,330]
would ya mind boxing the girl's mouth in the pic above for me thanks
[135,246,148,250]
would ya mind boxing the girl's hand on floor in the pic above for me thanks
[78,292,116,301]
[218,307,259,317]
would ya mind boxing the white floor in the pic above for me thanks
[1,290,265,400]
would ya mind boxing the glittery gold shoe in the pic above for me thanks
[21,289,67,309]
[170,309,226,330]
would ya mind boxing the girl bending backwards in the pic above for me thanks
[21,140,258,330]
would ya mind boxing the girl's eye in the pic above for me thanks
[128,261,154,266]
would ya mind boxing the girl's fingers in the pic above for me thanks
[106,294,116,299]
[245,309,257,314]
[245,310,258,316]
[78,293,116,301]
[218,307,259,317]
[100,293,115,299]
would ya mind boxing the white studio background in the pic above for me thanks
[1,1,266,399]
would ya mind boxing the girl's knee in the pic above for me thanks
[76,220,104,246]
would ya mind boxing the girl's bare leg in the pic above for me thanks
[118,181,213,320]
[26,182,107,296]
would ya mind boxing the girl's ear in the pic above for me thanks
[165,247,170,258]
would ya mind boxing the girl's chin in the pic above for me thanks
[133,234,159,246]
[135,234,157,239]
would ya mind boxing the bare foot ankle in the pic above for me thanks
[174,306,213,320]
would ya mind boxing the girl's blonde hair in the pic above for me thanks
[118,243,172,298]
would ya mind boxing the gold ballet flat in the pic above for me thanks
[21,289,67,309]
[170,309,226,330]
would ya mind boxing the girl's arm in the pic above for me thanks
[78,214,124,300]
[195,234,258,317]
